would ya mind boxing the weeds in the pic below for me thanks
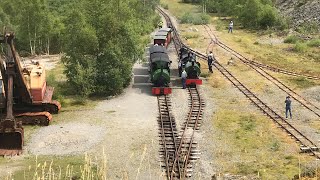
[293,42,307,53]
[239,115,256,131]
[184,32,200,39]
[270,140,280,151]
[289,77,315,89]
[284,35,299,44]
[161,3,169,9]
[180,12,210,25]
[200,72,210,78]
[307,39,320,47]
[11,150,107,180]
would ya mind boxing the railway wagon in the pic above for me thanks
[158,28,172,44]
[149,46,172,95]
[179,47,202,86]
[153,29,171,48]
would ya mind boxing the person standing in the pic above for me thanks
[228,20,233,33]
[285,96,292,119]
[181,68,187,89]
[208,51,214,73]
[158,21,163,29]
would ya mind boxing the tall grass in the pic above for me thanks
[284,35,299,44]
[9,150,108,180]
[307,39,320,47]
[293,42,307,53]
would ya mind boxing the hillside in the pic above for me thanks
[276,0,320,30]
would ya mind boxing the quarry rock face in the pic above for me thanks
[276,0,320,30]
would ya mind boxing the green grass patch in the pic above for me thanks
[213,109,309,178]
[293,42,308,53]
[284,35,299,44]
[288,77,316,89]
[238,115,256,131]
[307,39,320,47]
[184,32,200,39]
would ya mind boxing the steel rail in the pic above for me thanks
[157,95,181,179]
[157,6,206,178]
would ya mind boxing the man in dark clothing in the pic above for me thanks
[285,96,292,119]
[208,51,214,73]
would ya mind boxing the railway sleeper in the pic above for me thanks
[300,146,319,153]
[158,124,177,128]
[158,131,178,135]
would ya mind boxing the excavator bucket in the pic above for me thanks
[0,120,24,156]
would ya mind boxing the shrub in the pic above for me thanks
[180,13,210,25]
[307,39,320,47]
[293,42,307,53]
[296,21,319,34]
[163,4,169,9]
[284,35,299,44]
[180,12,194,24]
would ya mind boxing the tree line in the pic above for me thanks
[182,0,286,29]
[0,0,160,96]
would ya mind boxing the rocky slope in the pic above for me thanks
[276,0,320,30]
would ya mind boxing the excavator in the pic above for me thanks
[0,32,61,156]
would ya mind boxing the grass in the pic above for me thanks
[183,32,200,39]
[284,35,299,44]
[287,77,316,89]
[9,151,107,180]
[307,39,320,47]
[293,42,308,53]
[213,107,313,179]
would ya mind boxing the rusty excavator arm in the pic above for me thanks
[0,33,23,156]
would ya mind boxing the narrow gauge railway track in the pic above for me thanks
[157,95,180,179]
[170,87,204,179]
[203,25,320,118]
[157,7,206,179]
[187,48,320,158]
[203,25,320,80]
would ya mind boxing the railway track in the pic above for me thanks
[157,5,320,180]
[203,25,320,119]
[157,95,180,179]
[156,7,206,179]
[203,25,320,80]
[187,48,320,158]
[170,87,204,179]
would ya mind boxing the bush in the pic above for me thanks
[293,42,307,53]
[180,12,194,24]
[180,13,210,25]
[162,3,168,9]
[284,35,299,44]
[307,39,320,47]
